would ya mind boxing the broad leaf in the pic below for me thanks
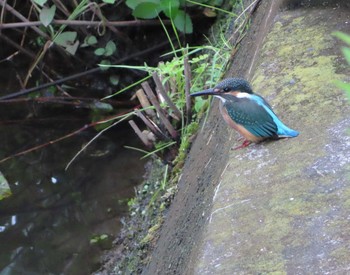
[54,31,77,47]
[126,0,159,9]
[174,10,193,33]
[99,60,111,71]
[126,0,139,9]
[160,0,179,18]
[65,40,79,55]
[104,41,117,56]
[94,48,106,56]
[40,5,56,27]
[86,35,98,45]
[133,2,161,19]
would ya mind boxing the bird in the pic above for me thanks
[190,78,299,149]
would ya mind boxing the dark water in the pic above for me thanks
[0,120,146,274]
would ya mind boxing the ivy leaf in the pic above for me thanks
[173,10,193,33]
[33,0,47,6]
[133,2,161,19]
[54,31,77,47]
[40,5,56,27]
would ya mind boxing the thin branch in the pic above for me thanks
[0,0,49,38]
[0,37,175,100]
[0,19,172,29]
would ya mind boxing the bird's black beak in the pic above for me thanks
[190,88,216,97]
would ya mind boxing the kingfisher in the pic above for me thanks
[190,78,299,149]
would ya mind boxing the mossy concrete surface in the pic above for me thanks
[193,6,350,275]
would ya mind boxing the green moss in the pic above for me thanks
[197,8,350,274]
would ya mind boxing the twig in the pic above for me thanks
[0,0,49,38]
[0,19,172,29]
[0,37,175,100]
[0,108,137,164]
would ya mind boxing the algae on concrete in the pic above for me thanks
[194,6,350,275]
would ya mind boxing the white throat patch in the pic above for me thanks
[235,92,251,98]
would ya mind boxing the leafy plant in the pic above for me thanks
[333,31,350,101]
[126,0,193,33]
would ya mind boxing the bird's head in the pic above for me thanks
[190,78,253,99]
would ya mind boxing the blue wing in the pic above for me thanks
[223,94,299,138]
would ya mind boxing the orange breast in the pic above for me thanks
[219,102,263,143]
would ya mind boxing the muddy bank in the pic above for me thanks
[143,0,350,274]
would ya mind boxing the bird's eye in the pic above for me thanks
[223,87,230,92]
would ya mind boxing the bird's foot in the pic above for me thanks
[231,139,251,150]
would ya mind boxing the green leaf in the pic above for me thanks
[33,0,47,6]
[40,5,56,27]
[133,2,161,19]
[86,35,98,45]
[109,75,120,85]
[173,10,193,33]
[99,60,111,71]
[341,47,350,65]
[91,102,114,112]
[160,0,179,18]
[54,31,77,47]
[102,0,115,3]
[65,40,79,55]
[333,31,350,45]
[334,80,350,101]
[104,41,117,56]
[94,48,106,56]
[126,0,139,9]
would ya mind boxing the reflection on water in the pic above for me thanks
[0,121,146,274]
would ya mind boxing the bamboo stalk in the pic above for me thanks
[141,81,178,139]
[152,72,182,120]
[135,109,166,140]
[128,120,151,148]
[135,88,156,118]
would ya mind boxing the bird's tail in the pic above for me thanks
[277,124,299,138]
